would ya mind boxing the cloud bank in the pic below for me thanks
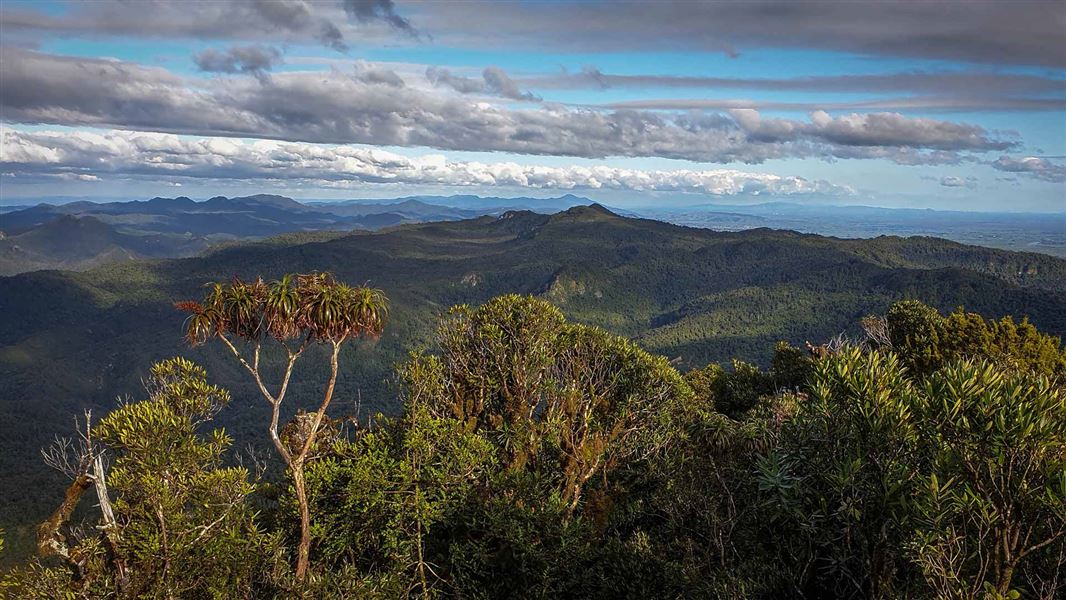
[415,0,1066,67]
[1,0,385,53]
[0,50,1017,167]
[3,1,1062,66]
[0,128,852,197]
[554,67,1066,113]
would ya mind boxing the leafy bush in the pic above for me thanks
[5,295,1064,599]
[2,358,271,599]
[888,299,1066,378]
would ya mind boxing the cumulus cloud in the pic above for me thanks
[193,45,283,76]
[482,67,540,101]
[0,128,853,198]
[991,156,1066,183]
[803,110,1012,151]
[427,66,540,101]
[728,108,1012,151]
[0,50,1017,167]
[939,176,977,189]
[353,60,406,87]
[425,67,484,94]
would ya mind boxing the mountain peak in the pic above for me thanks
[200,194,305,210]
[557,203,618,220]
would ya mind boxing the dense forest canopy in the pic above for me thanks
[2,277,1064,598]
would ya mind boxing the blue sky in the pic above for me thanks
[1,0,1064,211]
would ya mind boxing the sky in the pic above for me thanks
[1,0,1064,212]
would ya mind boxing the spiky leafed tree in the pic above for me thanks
[176,272,388,581]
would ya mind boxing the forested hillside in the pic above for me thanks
[2,290,1063,598]
[0,215,212,275]
[1,206,1065,567]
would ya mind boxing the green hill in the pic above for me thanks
[0,215,211,275]
[1,205,1064,555]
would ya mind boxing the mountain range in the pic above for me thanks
[1,194,605,275]
[4,194,1063,278]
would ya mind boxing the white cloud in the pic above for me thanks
[0,49,1017,166]
[939,176,977,189]
[990,156,1066,183]
[1,128,853,198]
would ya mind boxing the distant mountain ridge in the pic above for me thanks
[3,193,1063,277]
[0,194,598,275]
[643,201,1066,258]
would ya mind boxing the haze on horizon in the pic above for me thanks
[1,0,1064,213]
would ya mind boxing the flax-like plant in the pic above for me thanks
[176,272,388,581]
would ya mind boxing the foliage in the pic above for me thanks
[176,271,388,581]
[412,295,692,515]
[178,272,388,346]
[2,358,269,599]
[762,346,1066,599]
[887,299,946,377]
[888,300,1066,378]
[685,341,813,418]
[910,362,1066,598]
[5,293,1066,599]
[764,349,923,598]
[300,400,492,597]
[4,206,1066,555]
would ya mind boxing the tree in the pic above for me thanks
[761,343,1066,599]
[377,296,693,597]
[761,348,922,598]
[176,272,388,581]
[910,361,1066,598]
[937,309,1066,378]
[886,299,946,377]
[93,358,264,597]
[886,300,1066,379]
[301,396,492,597]
[409,295,690,517]
[5,358,265,599]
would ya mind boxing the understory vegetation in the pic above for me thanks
[2,273,1063,599]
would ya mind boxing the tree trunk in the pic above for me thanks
[37,473,92,560]
[997,560,1017,597]
[291,464,312,582]
[289,339,342,582]
[94,455,129,592]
